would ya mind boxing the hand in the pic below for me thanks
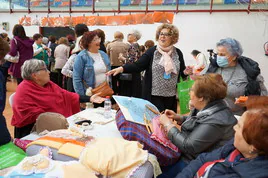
[184,66,193,75]
[106,67,124,76]
[43,46,49,50]
[159,114,173,126]
[90,93,105,103]
[165,109,177,120]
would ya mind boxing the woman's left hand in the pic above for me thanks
[90,93,105,103]
[160,114,173,127]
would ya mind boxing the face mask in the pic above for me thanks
[216,56,229,67]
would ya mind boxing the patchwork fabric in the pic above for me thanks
[115,110,181,166]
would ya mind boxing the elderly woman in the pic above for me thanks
[158,73,237,177]
[0,38,11,146]
[73,31,110,107]
[191,49,208,75]
[33,33,51,66]
[8,24,34,85]
[177,99,268,178]
[108,24,187,112]
[207,38,267,116]
[11,59,104,138]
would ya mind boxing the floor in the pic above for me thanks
[3,79,17,137]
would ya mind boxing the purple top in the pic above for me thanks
[9,36,34,78]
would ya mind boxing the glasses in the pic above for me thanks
[159,32,172,37]
[92,37,101,42]
[36,67,49,72]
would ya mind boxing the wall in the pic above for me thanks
[0,12,267,87]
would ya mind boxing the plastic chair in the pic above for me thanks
[9,93,15,107]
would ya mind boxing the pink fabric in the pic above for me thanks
[157,45,177,75]
[13,138,32,151]
[150,116,178,152]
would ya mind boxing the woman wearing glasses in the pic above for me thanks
[11,59,105,138]
[107,24,187,112]
[73,31,111,108]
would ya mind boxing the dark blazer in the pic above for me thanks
[123,46,187,102]
[168,100,237,161]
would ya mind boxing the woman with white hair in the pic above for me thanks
[108,24,187,112]
[11,59,104,138]
[118,29,142,97]
[207,38,267,115]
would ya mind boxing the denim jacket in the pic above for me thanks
[73,49,111,95]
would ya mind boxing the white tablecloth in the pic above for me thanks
[22,108,122,140]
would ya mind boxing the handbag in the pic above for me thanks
[119,73,132,81]
[91,81,114,97]
[4,38,19,63]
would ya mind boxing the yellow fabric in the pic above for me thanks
[58,143,84,158]
[62,163,97,178]
[80,138,148,178]
[27,140,63,149]
[148,154,162,178]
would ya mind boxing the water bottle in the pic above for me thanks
[104,96,111,119]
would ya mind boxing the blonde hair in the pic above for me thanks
[155,23,179,44]
[58,37,69,45]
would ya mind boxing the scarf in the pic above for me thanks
[157,45,177,75]
[11,80,80,128]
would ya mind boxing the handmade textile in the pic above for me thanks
[57,143,84,158]
[80,138,148,178]
[13,138,32,151]
[11,80,80,128]
[62,163,97,178]
[115,110,181,166]
[150,116,178,152]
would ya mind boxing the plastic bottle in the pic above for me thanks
[104,96,111,119]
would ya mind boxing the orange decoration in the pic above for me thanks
[19,16,31,26]
[95,16,107,26]
[54,16,64,27]
[86,16,97,26]
[153,12,174,23]
[106,15,123,26]
[63,16,74,27]
[124,14,136,25]
[41,17,55,27]
[142,13,154,24]
[134,14,145,24]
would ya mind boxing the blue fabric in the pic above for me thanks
[73,50,111,95]
[7,171,45,178]
[177,138,268,178]
[157,159,187,178]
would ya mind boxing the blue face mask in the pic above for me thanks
[216,56,229,67]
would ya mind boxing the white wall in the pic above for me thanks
[0,12,267,87]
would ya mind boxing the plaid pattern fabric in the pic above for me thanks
[115,110,181,166]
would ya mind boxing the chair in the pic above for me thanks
[9,93,15,107]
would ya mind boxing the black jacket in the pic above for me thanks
[123,46,187,102]
[168,99,237,161]
[207,56,261,95]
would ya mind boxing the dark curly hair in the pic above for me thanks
[80,31,98,50]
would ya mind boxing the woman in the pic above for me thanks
[11,59,104,139]
[54,37,70,88]
[33,33,51,67]
[159,73,237,177]
[108,24,187,112]
[8,24,34,85]
[191,49,208,75]
[61,24,88,92]
[177,102,268,178]
[94,29,107,53]
[72,31,110,107]
[0,37,11,146]
[118,29,142,98]
[207,38,267,116]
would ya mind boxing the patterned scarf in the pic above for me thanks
[157,45,177,75]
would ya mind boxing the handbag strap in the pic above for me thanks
[82,80,89,89]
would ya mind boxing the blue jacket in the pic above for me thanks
[73,50,111,95]
[177,139,268,178]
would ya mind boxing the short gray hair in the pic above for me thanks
[216,38,243,57]
[21,59,46,80]
[128,30,142,41]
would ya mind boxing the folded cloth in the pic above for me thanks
[80,138,148,178]
[13,138,33,151]
[150,116,178,152]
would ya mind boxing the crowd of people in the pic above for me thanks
[0,22,268,177]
